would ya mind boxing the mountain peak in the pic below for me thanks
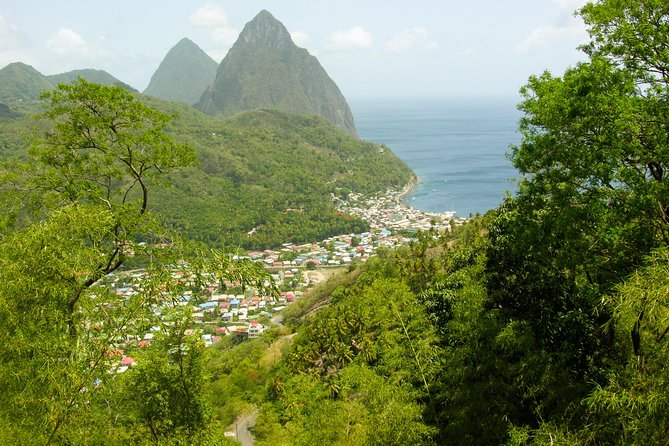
[143,38,218,104]
[238,9,294,49]
[0,62,54,103]
[174,37,199,50]
[196,10,357,136]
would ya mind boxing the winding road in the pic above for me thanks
[234,410,258,446]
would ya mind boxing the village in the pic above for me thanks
[105,188,462,373]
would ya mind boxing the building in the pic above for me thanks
[248,320,265,339]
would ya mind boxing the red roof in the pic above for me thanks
[121,356,135,366]
[104,348,123,357]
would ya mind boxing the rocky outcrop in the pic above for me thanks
[196,10,357,136]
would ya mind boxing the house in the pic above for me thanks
[248,320,265,339]
[233,326,248,340]
[199,301,217,312]
[202,334,213,346]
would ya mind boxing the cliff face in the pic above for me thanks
[144,38,218,105]
[196,10,357,137]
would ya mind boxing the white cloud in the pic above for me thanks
[384,26,437,53]
[554,0,589,12]
[328,26,373,50]
[0,14,23,51]
[189,3,229,28]
[190,4,237,48]
[211,26,238,46]
[47,28,88,55]
[43,28,115,74]
[290,31,310,48]
[516,0,589,53]
[516,20,587,53]
[516,0,589,56]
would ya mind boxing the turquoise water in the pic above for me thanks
[351,98,522,217]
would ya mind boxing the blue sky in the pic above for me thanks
[0,0,590,100]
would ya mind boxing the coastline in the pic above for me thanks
[396,176,420,205]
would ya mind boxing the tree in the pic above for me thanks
[483,0,669,441]
[0,80,197,443]
[126,308,212,443]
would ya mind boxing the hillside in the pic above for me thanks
[0,62,53,104]
[0,103,19,119]
[196,10,358,137]
[152,104,413,248]
[143,38,218,104]
[47,69,137,91]
[0,92,414,249]
[0,63,136,108]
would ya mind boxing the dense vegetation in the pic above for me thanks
[154,107,411,248]
[1,0,668,444]
[0,63,132,106]
[207,1,669,444]
[0,94,414,249]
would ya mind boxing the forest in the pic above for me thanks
[0,0,668,444]
[0,94,413,250]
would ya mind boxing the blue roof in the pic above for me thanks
[199,302,217,308]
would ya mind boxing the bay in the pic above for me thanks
[351,98,522,217]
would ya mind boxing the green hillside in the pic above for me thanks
[0,93,414,249]
[0,103,19,119]
[47,69,137,91]
[0,63,136,110]
[143,38,218,104]
[153,105,413,248]
[0,62,53,104]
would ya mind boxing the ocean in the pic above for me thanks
[351,98,522,217]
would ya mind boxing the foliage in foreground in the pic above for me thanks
[213,1,669,444]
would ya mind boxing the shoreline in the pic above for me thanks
[396,176,420,204]
[395,176,461,220]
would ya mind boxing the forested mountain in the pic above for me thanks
[0,62,54,103]
[47,69,136,91]
[0,10,386,248]
[0,63,134,107]
[0,103,19,119]
[152,105,412,248]
[196,10,358,137]
[143,38,218,104]
[0,89,413,249]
